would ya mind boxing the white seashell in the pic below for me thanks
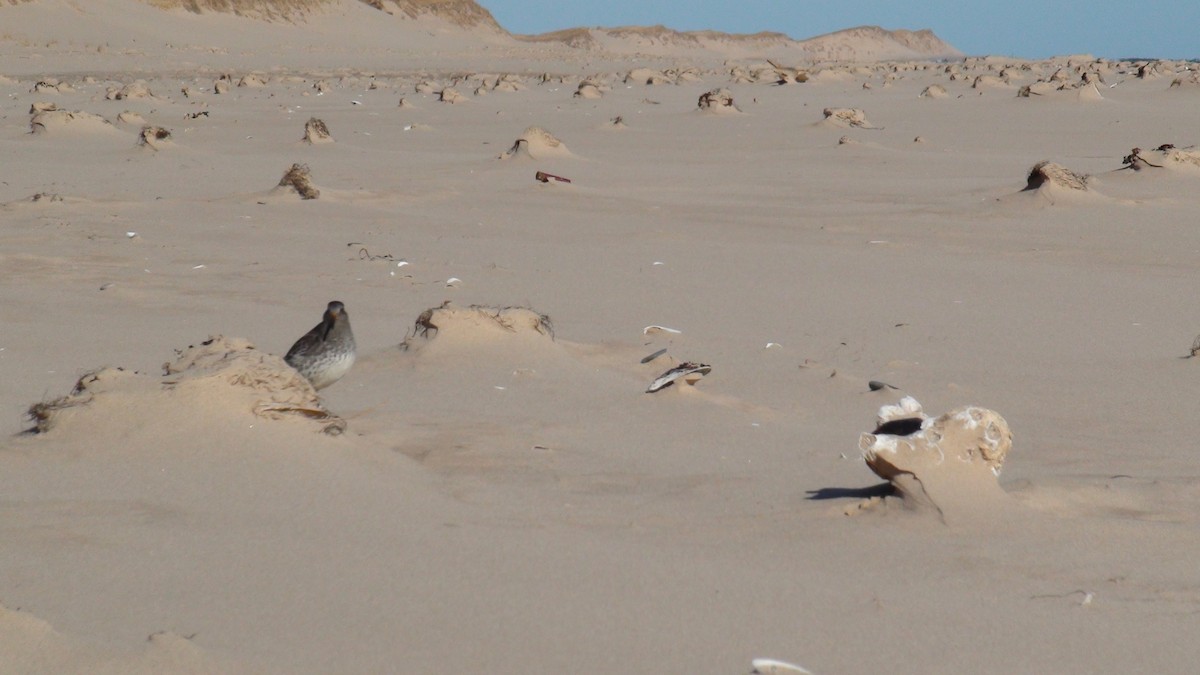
[643,325,681,335]
[192,264,206,269]
[126,231,138,238]
[751,658,814,675]
[396,261,409,267]
[445,277,462,286]
[876,396,924,426]
[765,342,781,348]
[646,362,711,393]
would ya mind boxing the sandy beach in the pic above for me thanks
[2,1,1200,673]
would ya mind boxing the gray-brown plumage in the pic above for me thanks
[285,301,356,390]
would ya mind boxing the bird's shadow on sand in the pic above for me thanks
[806,483,894,501]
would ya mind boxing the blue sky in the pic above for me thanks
[481,1,1198,60]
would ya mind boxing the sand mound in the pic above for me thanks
[30,79,73,94]
[303,117,333,143]
[574,79,604,99]
[400,303,555,356]
[273,162,320,199]
[0,602,222,674]
[438,86,467,103]
[238,73,268,88]
[116,110,148,126]
[808,68,856,83]
[667,66,703,83]
[1075,81,1105,101]
[29,110,118,135]
[972,74,1011,89]
[1169,73,1200,89]
[26,336,345,438]
[919,84,949,98]
[625,68,670,85]
[492,74,526,92]
[29,101,58,113]
[499,126,572,160]
[106,80,159,100]
[1023,160,1090,192]
[697,88,741,114]
[1125,145,1200,173]
[1015,160,1107,204]
[1017,81,1057,97]
[857,397,1014,522]
[1163,146,1200,170]
[1018,78,1105,101]
[1137,61,1171,79]
[821,107,881,129]
[137,125,173,150]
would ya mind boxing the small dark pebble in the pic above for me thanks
[640,348,667,364]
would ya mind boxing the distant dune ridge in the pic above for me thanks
[517,23,962,61]
[138,0,503,27]
[0,0,960,61]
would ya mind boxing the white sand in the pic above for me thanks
[2,1,1200,673]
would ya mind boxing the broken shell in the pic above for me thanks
[642,325,681,335]
[646,362,711,393]
[751,658,814,675]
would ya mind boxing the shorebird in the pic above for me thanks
[285,301,356,390]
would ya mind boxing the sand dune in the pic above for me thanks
[519,23,961,62]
